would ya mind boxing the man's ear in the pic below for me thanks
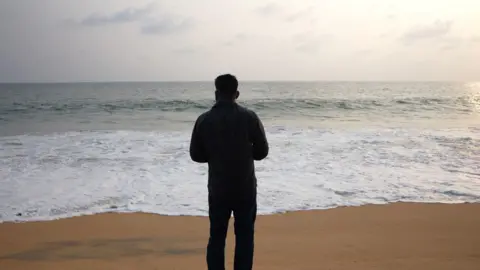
[235,91,240,100]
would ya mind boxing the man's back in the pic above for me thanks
[189,74,268,270]
[190,100,269,196]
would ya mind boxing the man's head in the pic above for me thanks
[215,74,239,101]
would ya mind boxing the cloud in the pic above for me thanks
[172,47,197,54]
[354,49,374,56]
[440,44,456,51]
[285,8,313,22]
[401,20,453,44]
[141,17,194,35]
[223,33,249,47]
[78,4,154,26]
[235,33,248,40]
[386,14,396,20]
[379,32,390,39]
[294,33,334,54]
[256,2,282,16]
[67,4,193,36]
[436,36,463,51]
[296,42,320,54]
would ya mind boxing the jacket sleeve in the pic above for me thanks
[250,112,269,161]
[189,117,208,163]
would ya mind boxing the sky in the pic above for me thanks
[0,0,479,82]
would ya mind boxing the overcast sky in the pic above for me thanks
[0,0,479,82]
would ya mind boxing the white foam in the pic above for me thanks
[1,127,479,222]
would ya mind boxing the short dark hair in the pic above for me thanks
[215,74,238,97]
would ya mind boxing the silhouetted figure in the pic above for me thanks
[190,74,269,270]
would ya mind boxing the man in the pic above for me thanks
[189,74,269,270]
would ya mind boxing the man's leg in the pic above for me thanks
[207,194,232,270]
[233,193,257,270]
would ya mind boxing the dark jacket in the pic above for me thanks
[189,100,269,197]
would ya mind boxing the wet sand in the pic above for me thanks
[1,203,479,270]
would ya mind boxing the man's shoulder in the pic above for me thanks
[195,110,210,124]
[196,103,258,123]
[236,104,258,118]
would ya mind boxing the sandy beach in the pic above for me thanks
[0,203,479,270]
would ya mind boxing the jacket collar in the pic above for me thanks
[213,100,236,108]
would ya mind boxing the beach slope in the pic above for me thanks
[1,203,479,270]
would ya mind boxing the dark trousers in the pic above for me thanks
[207,192,257,270]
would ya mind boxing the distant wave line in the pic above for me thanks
[2,96,478,114]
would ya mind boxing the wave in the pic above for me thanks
[1,96,478,115]
[1,128,479,222]
[4,99,212,114]
[440,190,480,200]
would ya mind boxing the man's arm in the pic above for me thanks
[250,111,269,161]
[189,116,208,163]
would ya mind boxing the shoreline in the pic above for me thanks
[3,201,478,224]
[1,202,479,269]
[3,201,479,224]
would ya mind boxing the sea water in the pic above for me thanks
[1,81,479,222]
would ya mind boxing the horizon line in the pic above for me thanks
[0,79,476,84]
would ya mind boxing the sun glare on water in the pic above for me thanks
[464,82,480,112]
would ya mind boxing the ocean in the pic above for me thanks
[1,81,479,222]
